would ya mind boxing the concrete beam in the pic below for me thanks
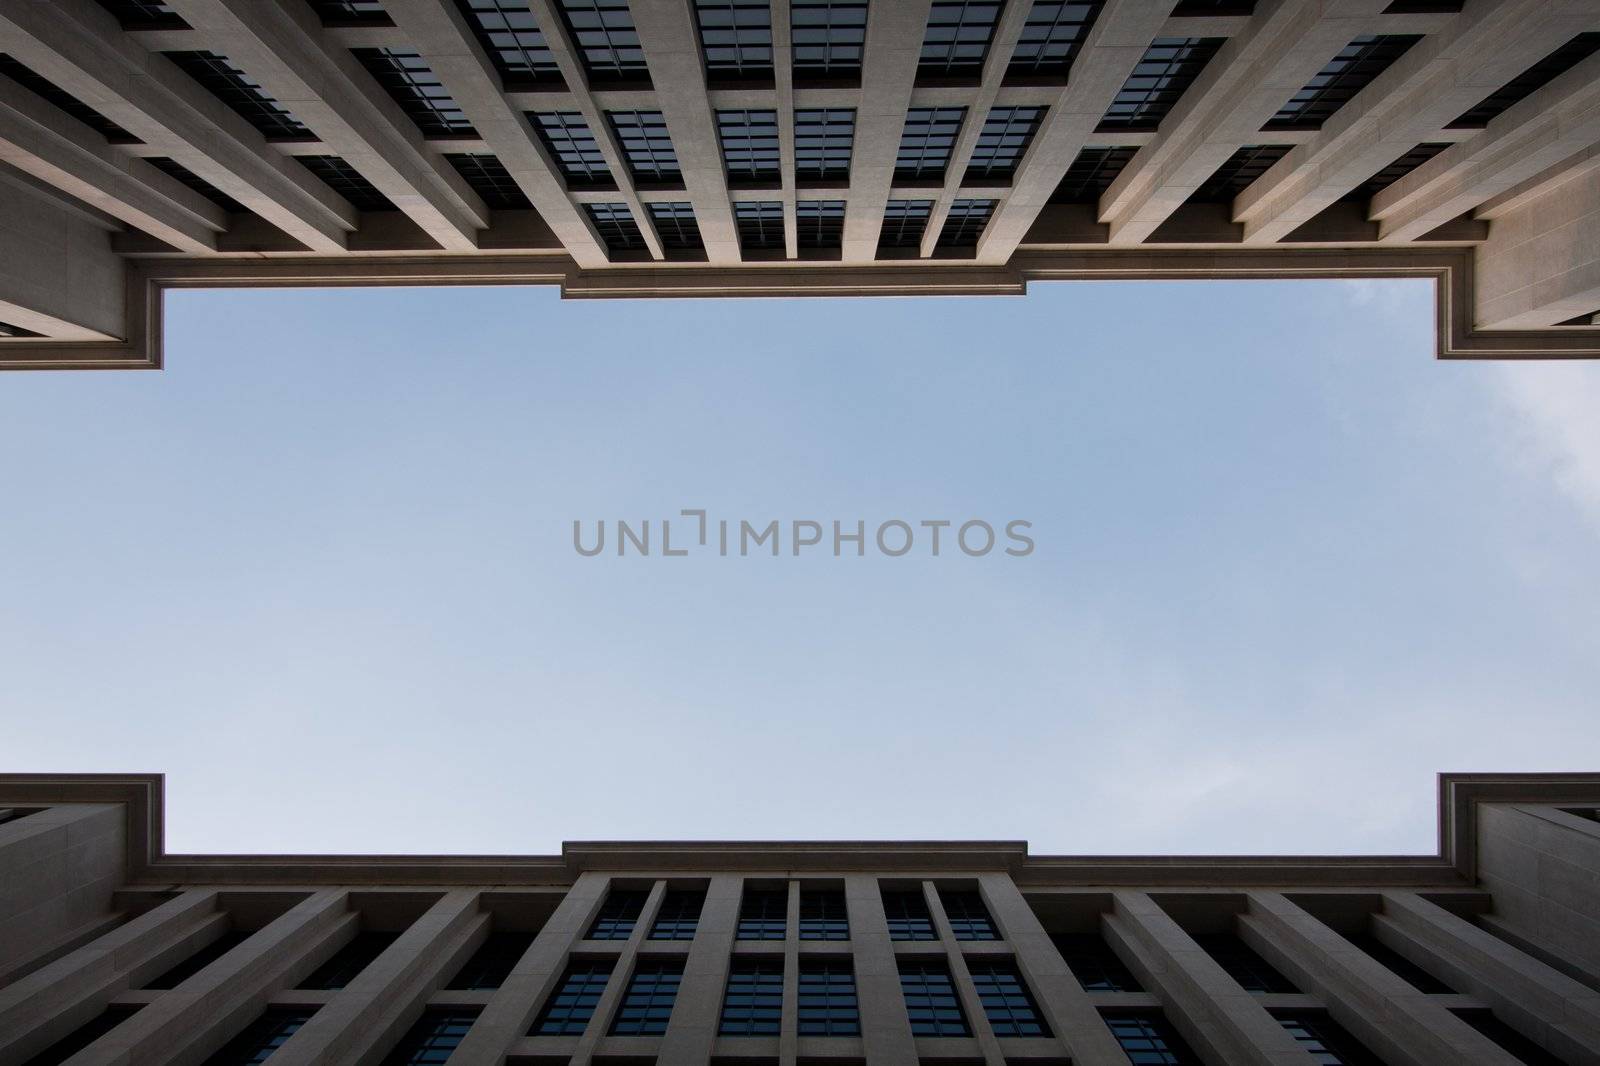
[1474,164,1600,328]
[842,0,930,262]
[0,176,126,340]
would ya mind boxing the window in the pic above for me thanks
[1050,146,1135,204]
[93,0,185,28]
[794,109,856,182]
[1098,38,1223,131]
[1008,0,1104,79]
[143,930,251,989]
[878,199,934,249]
[557,0,648,84]
[796,200,845,249]
[444,154,532,209]
[1344,932,1452,993]
[588,888,648,939]
[1275,1012,1383,1066]
[532,112,611,186]
[295,157,395,211]
[738,886,788,939]
[735,200,784,251]
[717,109,781,183]
[163,52,312,141]
[1266,35,1422,130]
[919,1,1004,79]
[1193,934,1298,993]
[882,888,937,940]
[970,961,1050,1037]
[382,1009,479,1065]
[0,55,140,143]
[1560,806,1600,822]
[455,0,562,88]
[608,110,681,182]
[965,107,1046,181]
[1450,33,1600,128]
[1340,142,1447,202]
[19,1005,140,1066]
[0,805,45,824]
[650,888,706,939]
[791,0,867,81]
[896,108,966,180]
[1052,933,1142,992]
[145,159,247,213]
[799,888,849,939]
[939,890,999,940]
[299,931,398,989]
[720,959,784,1034]
[610,959,684,1035]
[1452,1010,1567,1066]
[532,960,614,1035]
[649,202,705,253]
[0,322,44,339]
[1102,1011,1201,1065]
[446,931,534,990]
[696,0,774,81]
[587,203,646,253]
[899,961,970,1036]
[307,0,390,24]
[203,1009,316,1066]
[1189,144,1291,202]
[798,960,859,1035]
[936,198,996,247]
[352,50,475,136]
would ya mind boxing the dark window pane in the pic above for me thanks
[940,890,999,940]
[1103,1011,1202,1065]
[896,107,966,180]
[532,960,613,1035]
[738,887,788,939]
[1275,1011,1385,1066]
[447,931,535,989]
[0,321,45,339]
[299,931,399,989]
[965,107,1046,180]
[1266,35,1422,130]
[307,0,390,25]
[649,202,704,252]
[456,0,562,88]
[381,1009,479,1065]
[21,1006,141,1066]
[585,202,645,253]
[720,959,784,1034]
[146,158,247,213]
[143,931,251,989]
[882,888,937,940]
[798,960,859,1035]
[1452,1009,1568,1066]
[1099,37,1223,131]
[734,200,784,251]
[970,961,1050,1036]
[0,55,140,143]
[651,889,707,939]
[1051,145,1136,203]
[718,109,781,183]
[444,153,533,209]
[588,888,648,939]
[557,0,649,83]
[1194,934,1298,993]
[1451,33,1600,128]
[164,52,312,140]
[791,0,867,80]
[1345,932,1453,993]
[696,0,774,80]
[352,49,475,136]
[609,110,681,182]
[796,199,845,249]
[202,1009,316,1066]
[93,0,186,28]
[878,199,934,249]
[899,961,970,1036]
[532,111,612,186]
[936,198,996,247]
[1052,933,1142,992]
[1009,0,1104,78]
[1189,144,1291,202]
[799,888,850,939]
[920,1,1004,79]
[610,959,684,1035]
[794,108,855,182]
[295,156,396,211]
[1341,142,1448,202]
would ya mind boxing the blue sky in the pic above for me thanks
[3,278,1598,857]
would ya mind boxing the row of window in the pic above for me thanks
[583,886,1001,941]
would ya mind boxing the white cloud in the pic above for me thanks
[1490,362,1600,533]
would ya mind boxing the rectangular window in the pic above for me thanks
[737,886,788,939]
[965,106,1046,181]
[298,931,398,989]
[455,0,563,89]
[308,1,390,26]
[936,198,996,247]
[586,888,648,939]
[791,0,867,81]
[145,158,247,213]
[720,958,784,1034]
[143,930,251,989]
[383,1009,479,1064]
[610,959,684,1035]
[1051,145,1135,203]
[650,888,706,939]
[798,888,849,939]
[1193,934,1298,993]
[203,1009,316,1066]
[717,109,781,183]
[557,0,648,83]
[1450,34,1600,128]
[0,321,44,339]
[1341,142,1447,203]
[1188,144,1291,202]
[696,0,774,81]
[1008,0,1104,79]
[795,200,845,249]
[531,111,611,186]
[793,108,856,182]
[1274,1011,1383,1066]
[1052,933,1142,992]
[0,56,140,143]
[919,0,1004,80]
[163,52,311,140]
[1098,37,1223,131]
[352,49,476,136]
[899,961,970,1036]
[734,200,784,251]
[1452,1009,1567,1066]
[19,1005,140,1065]
[896,107,966,180]
[798,960,859,1035]
[649,202,705,253]
[295,156,395,211]
[444,153,533,209]
[877,199,934,249]
[1265,35,1422,130]
[608,110,680,183]
[939,889,998,940]
[94,0,186,28]
[446,930,535,989]
[1343,932,1452,993]
[969,961,1050,1037]
[532,960,614,1035]
[583,201,646,251]
[882,888,937,940]
[1102,1011,1201,1065]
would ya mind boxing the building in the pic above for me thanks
[2,0,1600,368]
[0,773,1597,1064]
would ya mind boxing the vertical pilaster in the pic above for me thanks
[656,875,740,1066]
[779,879,800,1066]
[924,879,1005,1066]
[571,879,667,1066]
[844,873,917,1065]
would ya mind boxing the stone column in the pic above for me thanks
[923,880,1006,1066]
[656,876,739,1066]
[843,874,917,1066]
[0,803,126,982]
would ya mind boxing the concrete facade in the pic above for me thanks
[0,772,1598,1064]
[0,0,1599,367]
